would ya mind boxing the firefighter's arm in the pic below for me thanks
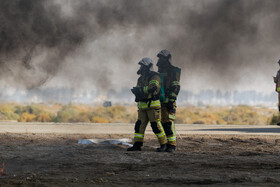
[146,74,161,96]
[168,71,181,102]
[131,79,144,101]
[276,71,280,92]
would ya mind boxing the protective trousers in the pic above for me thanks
[161,102,176,146]
[278,93,280,111]
[134,108,167,146]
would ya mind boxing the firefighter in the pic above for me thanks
[156,49,181,152]
[274,59,280,126]
[127,57,167,152]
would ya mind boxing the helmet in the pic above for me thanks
[157,49,171,60]
[138,57,154,71]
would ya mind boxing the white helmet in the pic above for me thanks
[138,57,154,71]
[157,49,171,60]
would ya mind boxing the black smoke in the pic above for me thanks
[0,0,280,92]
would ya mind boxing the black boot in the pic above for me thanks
[127,142,142,151]
[156,144,167,152]
[166,144,176,153]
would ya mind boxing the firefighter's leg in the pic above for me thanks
[162,104,176,152]
[278,92,280,112]
[127,109,149,151]
[278,93,280,126]
[147,107,167,152]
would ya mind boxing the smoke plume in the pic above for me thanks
[0,0,279,93]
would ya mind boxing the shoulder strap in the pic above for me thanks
[158,73,165,102]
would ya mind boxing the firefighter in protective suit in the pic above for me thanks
[127,58,168,152]
[156,49,181,153]
[273,59,280,126]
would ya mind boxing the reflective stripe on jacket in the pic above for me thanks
[136,71,161,109]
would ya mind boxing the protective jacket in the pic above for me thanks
[161,65,181,103]
[136,71,161,109]
[275,69,280,92]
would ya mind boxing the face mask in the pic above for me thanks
[137,65,149,75]
[157,58,169,72]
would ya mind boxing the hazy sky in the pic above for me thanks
[0,0,279,94]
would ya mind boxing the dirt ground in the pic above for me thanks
[1,133,280,186]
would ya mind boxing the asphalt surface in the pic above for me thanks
[0,122,280,135]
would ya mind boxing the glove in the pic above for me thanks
[166,101,174,111]
[131,87,141,96]
[131,87,143,102]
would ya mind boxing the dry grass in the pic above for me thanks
[0,103,277,125]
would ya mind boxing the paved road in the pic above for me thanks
[0,122,280,135]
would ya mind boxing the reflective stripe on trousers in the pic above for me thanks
[155,119,166,138]
[167,121,176,142]
[138,100,161,109]
[134,133,144,139]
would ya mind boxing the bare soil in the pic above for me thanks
[1,133,280,186]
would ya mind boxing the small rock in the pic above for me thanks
[275,139,280,145]
[31,173,37,179]
[106,172,115,176]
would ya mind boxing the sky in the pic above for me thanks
[0,0,280,97]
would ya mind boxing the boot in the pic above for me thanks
[127,142,142,151]
[127,146,141,151]
[156,144,167,152]
[166,144,176,153]
[277,122,280,126]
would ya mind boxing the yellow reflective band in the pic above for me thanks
[169,114,175,120]
[170,92,177,97]
[149,80,159,86]
[149,100,161,107]
[167,122,176,141]
[171,81,180,86]
[134,133,144,138]
[167,137,176,141]
[157,120,164,130]
[156,132,166,138]
[172,121,176,136]
[143,86,148,94]
[277,87,280,92]
[169,98,175,102]
[137,100,161,109]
